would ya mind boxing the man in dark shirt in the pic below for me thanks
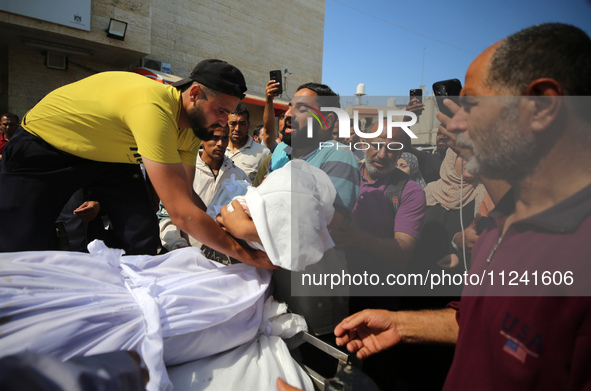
[334,23,591,391]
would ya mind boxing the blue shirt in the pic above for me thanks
[297,141,360,214]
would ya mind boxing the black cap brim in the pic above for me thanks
[171,77,194,87]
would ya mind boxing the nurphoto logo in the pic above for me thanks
[304,106,418,151]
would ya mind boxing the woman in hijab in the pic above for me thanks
[424,149,486,218]
[418,147,487,275]
[397,152,427,188]
[405,147,488,298]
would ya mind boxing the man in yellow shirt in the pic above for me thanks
[0,59,273,268]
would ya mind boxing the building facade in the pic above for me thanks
[0,0,325,124]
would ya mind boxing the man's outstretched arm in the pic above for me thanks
[143,157,275,269]
[334,308,458,360]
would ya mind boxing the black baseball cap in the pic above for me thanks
[172,59,247,99]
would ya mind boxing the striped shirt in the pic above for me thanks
[297,141,360,214]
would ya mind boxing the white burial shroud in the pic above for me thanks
[218,159,337,271]
[0,242,271,390]
[0,160,336,390]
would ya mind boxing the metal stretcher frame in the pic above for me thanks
[289,331,352,391]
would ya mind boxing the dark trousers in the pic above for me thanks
[0,128,160,255]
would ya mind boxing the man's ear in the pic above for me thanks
[189,84,205,102]
[325,112,336,130]
[525,78,563,132]
[526,78,563,97]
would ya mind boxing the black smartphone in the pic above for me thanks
[409,88,423,104]
[433,79,462,118]
[269,70,283,95]
[409,88,423,122]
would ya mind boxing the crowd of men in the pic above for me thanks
[1,22,590,391]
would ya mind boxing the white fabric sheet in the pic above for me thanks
[0,241,272,391]
[168,297,313,391]
[0,160,335,389]
[206,175,251,220]
[224,160,337,271]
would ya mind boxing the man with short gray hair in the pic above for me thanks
[334,23,591,390]
[332,121,426,302]
[225,104,270,181]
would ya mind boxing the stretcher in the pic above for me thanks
[288,332,380,391]
[0,160,350,390]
